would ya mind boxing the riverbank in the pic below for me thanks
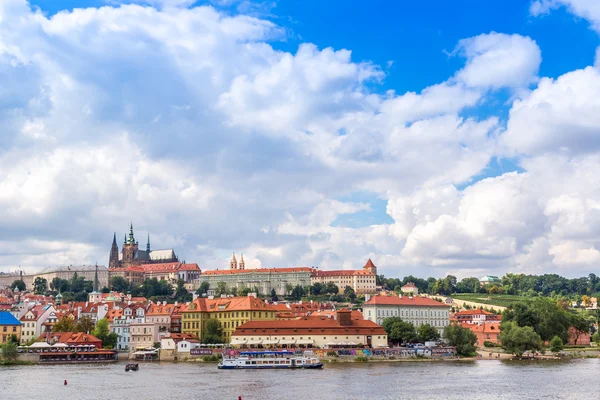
[0,360,36,366]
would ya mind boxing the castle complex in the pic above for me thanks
[108,224,179,269]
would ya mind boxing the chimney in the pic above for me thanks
[399,293,402,299]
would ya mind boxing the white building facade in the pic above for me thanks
[363,295,450,335]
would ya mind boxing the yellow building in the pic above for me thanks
[182,295,276,343]
[0,312,22,344]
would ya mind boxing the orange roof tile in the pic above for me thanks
[201,267,312,276]
[234,317,385,336]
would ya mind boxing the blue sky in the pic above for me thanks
[2,0,600,277]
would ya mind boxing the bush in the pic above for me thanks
[483,341,497,348]
[201,355,220,362]
[354,356,368,362]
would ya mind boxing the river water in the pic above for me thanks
[1,359,598,400]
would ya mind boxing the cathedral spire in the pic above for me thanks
[239,253,245,270]
[146,234,150,252]
[128,223,135,244]
[112,232,117,246]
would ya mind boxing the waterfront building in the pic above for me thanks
[40,331,102,348]
[363,294,450,335]
[310,259,377,295]
[108,224,178,269]
[146,302,176,334]
[231,309,388,348]
[0,311,22,344]
[130,320,159,350]
[19,304,57,344]
[181,295,276,343]
[196,267,312,296]
[460,322,501,346]
[110,304,146,351]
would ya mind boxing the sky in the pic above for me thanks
[1,0,600,279]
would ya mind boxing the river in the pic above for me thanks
[1,359,598,399]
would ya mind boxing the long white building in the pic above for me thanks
[362,294,450,335]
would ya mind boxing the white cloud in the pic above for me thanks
[0,0,599,280]
[530,1,600,31]
[453,32,541,90]
[502,66,600,156]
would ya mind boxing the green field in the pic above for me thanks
[451,293,529,308]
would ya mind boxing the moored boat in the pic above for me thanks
[125,363,139,371]
[218,350,323,369]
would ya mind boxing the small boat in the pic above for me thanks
[125,363,139,371]
[218,351,323,370]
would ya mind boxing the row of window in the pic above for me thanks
[2,326,18,332]
[372,309,448,317]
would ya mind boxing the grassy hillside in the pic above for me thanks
[452,293,528,308]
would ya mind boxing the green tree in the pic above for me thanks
[7,334,19,345]
[10,280,26,292]
[109,276,130,293]
[443,323,477,356]
[310,282,323,295]
[382,317,417,344]
[344,286,356,303]
[75,316,95,334]
[50,277,70,293]
[285,283,294,295]
[33,277,48,294]
[202,319,223,344]
[417,323,440,343]
[1,341,18,361]
[215,281,228,296]
[499,322,542,356]
[91,318,118,348]
[54,317,76,332]
[270,288,278,302]
[238,287,251,297]
[549,336,564,353]
[569,312,591,345]
[175,279,190,302]
[61,291,75,303]
[291,285,305,300]
[592,332,600,345]
[325,282,339,295]
[197,281,210,296]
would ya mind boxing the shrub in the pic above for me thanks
[483,341,497,348]
[354,356,368,362]
[201,355,220,362]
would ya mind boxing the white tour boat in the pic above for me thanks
[218,350,323,369]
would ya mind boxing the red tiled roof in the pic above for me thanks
[178,263,200,271]
[234,317,386,336]
[402,282,417,288]
[185,296,275,313]
[147,304,175,316]
[201,267,312,276]
[364,295,448,307]
[311,269,375,277]
[454,309,495,316]
[364,259,376,269]
[460,322,500,334]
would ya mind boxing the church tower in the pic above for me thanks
[239,253,245,270]
[109,232,120,269]
[122,223,139,267]
[363,258,377,275]
[230,253,238,270]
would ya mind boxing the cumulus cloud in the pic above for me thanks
[502,67,600,156]
[453,32,542,90]
[0,0,599,279]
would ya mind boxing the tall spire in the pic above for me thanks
[230,252,238,270]
[93,263,99,293]
[124,234,127,244]
[112,232,117,246]
[128,223,135,244]
[146,234,150,252]
[239,253,245,270]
